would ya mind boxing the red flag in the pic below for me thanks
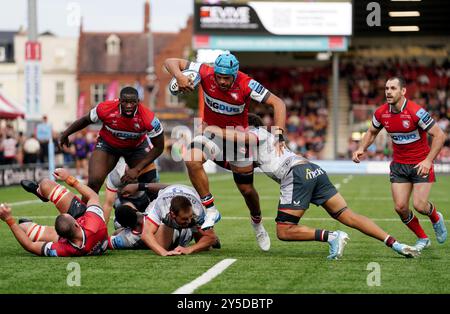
[77,92,86,118]
[106,80,119,100]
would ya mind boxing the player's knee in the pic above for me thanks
[236,184,256,199]
[185,159,204,171]
[37,178,55,197]
[233,171,254,186]
[87,177,103,192]
[394,203,409,213]
[275,211,300,240]
[413,200,428,213]
[276,224,294,241]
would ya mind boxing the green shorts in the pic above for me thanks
[278,163,338,210]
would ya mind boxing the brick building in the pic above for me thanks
[77,0,193,117]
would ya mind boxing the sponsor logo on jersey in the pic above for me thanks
[402,120,410,128]
[248,79,266,95]
[203,92,244,115]
[151,118,162,133]
[416,108,432,125]
[305,167,324,180]
[105,125,144,140]
[389,129,420,144]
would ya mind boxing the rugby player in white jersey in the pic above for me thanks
[108,183,221,256]
[202,113,419,259]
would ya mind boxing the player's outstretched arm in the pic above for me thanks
[141,220,181,256]
[58,114,92,149]
[53,168,100,208]
[352,125,381,163]
[175,228,218,255]
[0,204,45,256]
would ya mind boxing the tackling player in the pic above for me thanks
[109,183,221,256]
[58,86,163,200]
[353,77,447,251]
[204,114,420,259]
[164,53,287,251]
[0,168,108,257]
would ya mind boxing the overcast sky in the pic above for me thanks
[0,0,194,36]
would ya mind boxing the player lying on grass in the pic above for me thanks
[0,168,108,257]
[109,183,221,256]
[202,113,420,259]
[20,157,158,226]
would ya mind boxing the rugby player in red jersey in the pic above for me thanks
[353,77,447,251]
[58,87,164,198]
[164,53,287,251]
[0,168,108,257]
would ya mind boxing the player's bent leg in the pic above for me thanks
[87,150,119,195]
[322,193,419,258]
[392,182,429,248]
[185,148,219,230]
[37,178,77,214]
[275,209,348,260]
[19,222,58,242]
[20,179,49,202]
[232,166,270,251]
[413,183,447,244]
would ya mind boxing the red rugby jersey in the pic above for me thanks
[89,100,163,149]
[187,62,270,128]
[372,99,435,164]
[42,206,108,257]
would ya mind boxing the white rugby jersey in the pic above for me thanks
[145,184,206,229]
[249,127,307,183]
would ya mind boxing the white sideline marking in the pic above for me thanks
[172,258,237,294]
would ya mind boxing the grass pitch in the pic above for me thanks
[0,172,449,294]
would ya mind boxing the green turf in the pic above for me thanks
[0,173,449,293]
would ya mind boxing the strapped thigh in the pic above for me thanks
[49,184,70,206]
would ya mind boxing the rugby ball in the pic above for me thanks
[168,70,201,96]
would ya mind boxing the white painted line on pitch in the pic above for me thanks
[335,183,341,190]
[172,258,237,294]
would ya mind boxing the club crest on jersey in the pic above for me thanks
[134,123,140,130]
[230,93,239,101]
[402,120,410,128]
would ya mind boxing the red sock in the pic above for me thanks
[427,203,440,224]
[403,214,428,239]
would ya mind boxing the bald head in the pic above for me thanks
[55,214,77,240]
